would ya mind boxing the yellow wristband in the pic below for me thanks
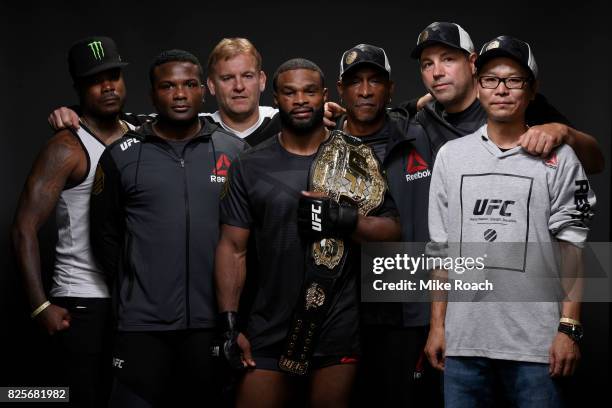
[560,317,581,326]
[31,301,51,319]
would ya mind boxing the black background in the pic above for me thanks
[1,0,609,402]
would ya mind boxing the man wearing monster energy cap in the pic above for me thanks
[12,36,131,407]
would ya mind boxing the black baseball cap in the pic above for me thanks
[476,35,538,78]
[339,44,391,79]
[68,36,128,79]
[411,22,475,59]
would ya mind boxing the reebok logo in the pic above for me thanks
[572,180,592,220]
[120,138,140,151]
[210,153,231,183]
[405,150,431,182]
[473,199,515,217]
[544,152,558,169]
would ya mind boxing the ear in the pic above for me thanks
[389,80,395,101]
[336,80,344,102]
[206,77,216,96]
[468,52,477,75]
[273,92,278,108]
[259,70,267,92]
[530,80,539,101]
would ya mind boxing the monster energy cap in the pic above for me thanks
[68,36,128,79]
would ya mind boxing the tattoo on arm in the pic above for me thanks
[11,132,84,308]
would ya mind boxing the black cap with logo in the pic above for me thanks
[339,44,391,79]
[476,35,538,79]
[411,22,475,59]
[68,36,128,79]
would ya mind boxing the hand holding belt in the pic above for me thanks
[279,130,386,376]
[297,195,358,240]
[218,311,244,370]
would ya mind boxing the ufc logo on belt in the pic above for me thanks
[311,204,322,231]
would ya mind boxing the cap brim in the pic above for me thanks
[340,61,390,78]
[76,61,129,78]
[475,49,532,75]
[410,39,466,59]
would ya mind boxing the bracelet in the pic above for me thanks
[560,317,581,326]
[30,301,51,319]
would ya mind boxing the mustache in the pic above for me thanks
[100,93,120,101]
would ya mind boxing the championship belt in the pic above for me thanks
[278,130,386,375]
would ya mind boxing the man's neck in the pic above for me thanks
[486,119,528,149]
[153,117,202,141]
[444,81,478,114]
[279,125,328,156]
[81,112,125,145]
[218,108,260,133]
[344,114,386,137]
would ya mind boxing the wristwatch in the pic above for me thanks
[558,322,584,343]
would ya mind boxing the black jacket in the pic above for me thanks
[357,112,433,327]
[372,95,573,327]
[90,119,247,331]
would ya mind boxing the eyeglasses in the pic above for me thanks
[478,76,531,89]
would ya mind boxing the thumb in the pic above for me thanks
[549,348,556,375]
[242,340,255,367]
[301,190,327,199]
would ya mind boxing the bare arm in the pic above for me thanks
[215,224,250,312]
[425,268,448,370]
[549,241,583,377]
[563,126,604,175]
[11,131,85,333]
[351,215,400,243]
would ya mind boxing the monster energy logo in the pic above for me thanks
[88,41,105,60]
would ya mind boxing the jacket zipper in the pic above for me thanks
[180,156,191,328]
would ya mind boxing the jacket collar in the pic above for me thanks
[128,117,219,142]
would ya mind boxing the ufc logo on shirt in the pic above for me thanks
[473,199,515,217]
[311,204,322,231]
[120,138,140,151]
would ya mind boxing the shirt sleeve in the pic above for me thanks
[219,154,253,228]
[426,145,450,258]
[549,146,596,247]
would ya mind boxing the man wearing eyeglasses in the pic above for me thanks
[403,22,603,174]
[352,23,603,407]
[425,35,594,407]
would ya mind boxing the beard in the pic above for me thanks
[278,104,325,135]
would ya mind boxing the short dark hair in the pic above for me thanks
[272,58,325,92]
[149,49,204,85]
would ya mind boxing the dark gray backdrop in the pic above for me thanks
[1,0,609,401]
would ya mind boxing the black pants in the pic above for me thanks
[51,297,113,408]
[108,329,218,407]
[355,325,443,408]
